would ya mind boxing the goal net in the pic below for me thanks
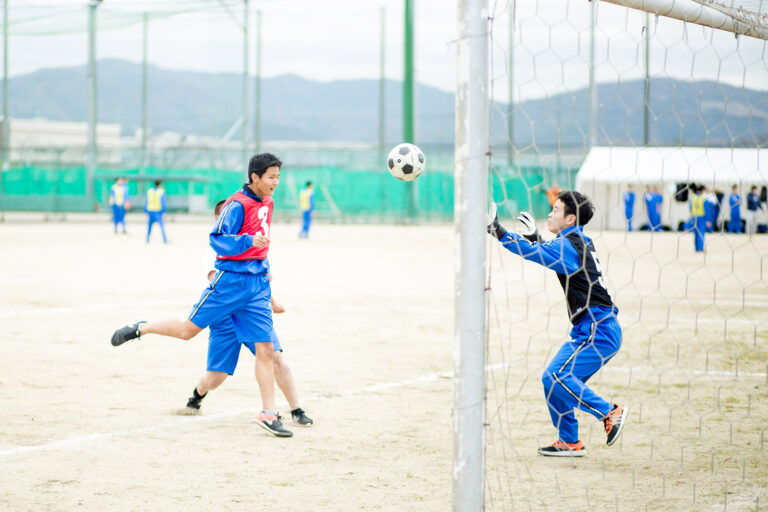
[481,0,768,509]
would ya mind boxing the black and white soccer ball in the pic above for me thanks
[387,143,425,182]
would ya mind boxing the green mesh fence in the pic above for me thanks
[0,163,578,221]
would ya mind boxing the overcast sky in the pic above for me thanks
[4,0,767,103]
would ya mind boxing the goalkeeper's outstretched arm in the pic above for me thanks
[487,205,577,273]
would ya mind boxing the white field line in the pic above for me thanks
[0,370,452,459]
[1,361,763,459]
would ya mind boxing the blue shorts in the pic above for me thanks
[207,316,282,375]
[188,270,272,343]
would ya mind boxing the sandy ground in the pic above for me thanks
[0,214,766,511]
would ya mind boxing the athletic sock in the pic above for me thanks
[193,388,207,401]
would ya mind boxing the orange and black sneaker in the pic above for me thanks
[603,404,628,446]
[537,440,586,457]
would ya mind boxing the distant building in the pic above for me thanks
[0,117,122,166]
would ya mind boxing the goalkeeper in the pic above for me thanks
[488,191,628,457]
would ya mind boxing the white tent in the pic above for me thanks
[576,146,768,231]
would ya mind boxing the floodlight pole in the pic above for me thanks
[643,12,650,146]
[87,0,101,205]
[242,0,249,168]
[507,1,515,170]
[1,0,8,220]
[379,6,386,163]
[454,0,489,509]
[403,0,417,221]
[588,0,596,149]
[141,12,148,173]
[254,9,261,153]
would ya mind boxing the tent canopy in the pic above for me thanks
[577,147,768,186]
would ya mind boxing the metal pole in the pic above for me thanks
[403,0,414,143]
[403,0,417,221]
[254,9,261,153]
[379,6,386,163]
[1,0,8,219]
[454,0,488,509]
[141,12,148,172]
[242,0,249,165]
[643,11,650,146]
[86,1,100,205]
[507,1,515,170]
[589,0,596,149]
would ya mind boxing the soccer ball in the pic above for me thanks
[387,143,425,182]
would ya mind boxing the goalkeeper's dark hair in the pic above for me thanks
[247,152,282,183]
[557,190,594,226]
[214,199,226,216]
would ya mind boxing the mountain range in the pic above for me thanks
[6,58,768,147]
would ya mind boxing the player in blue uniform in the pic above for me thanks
[298,181,314,238]
[181,200,313,428]
[109,177,130,234]
[644,185,663,231]
[745,185,763,238]
[145,180,168,244]
[623,184,635,231]
[488,191,628,457]
[703,186,718,233]
[111,153,291,436]
[728,185,742,234]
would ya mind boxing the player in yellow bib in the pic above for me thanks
[145,180,168,244]
[298,181,314,238]
[690,185,707,252]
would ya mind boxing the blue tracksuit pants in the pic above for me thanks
[729,212,741,233]
[147,212,167,243]
[541,314,621,444]
[693,216,706,252]
[299,210,312,238]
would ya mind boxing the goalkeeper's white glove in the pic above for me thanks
[487,203,508,239]
[517,211,542,243]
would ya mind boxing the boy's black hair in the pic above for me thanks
[306,180,312,187]
[154,180,162,187]
[214,199,227,216]
[557,190,594,226]
[247,153,282,183]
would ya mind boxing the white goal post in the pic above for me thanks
[600,0,768,40]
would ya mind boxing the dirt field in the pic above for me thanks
[1,214,766,511]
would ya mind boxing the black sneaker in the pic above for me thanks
[603,404,628,446]
[537,440,586,457]
[256,411,293,438]
[181,395,203,413]
[174,398,202,416]
[111,321,146,347]
[291,408,313,426]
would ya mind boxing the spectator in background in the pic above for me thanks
[704,187,718,233]
[298,181,315,239]
[623,184,636,231]
[545,182,562,207]
[109,177,130,234]
[713,188,724,232]
[745,185,762,239]
[728,185,742,234]
[690,184,707,252]
[145,180,168,244]
[644,185,663,231]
